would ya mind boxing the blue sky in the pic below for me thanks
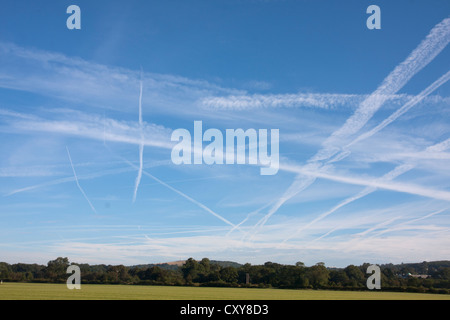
[0,0,449,267]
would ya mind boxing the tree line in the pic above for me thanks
[1,257,449,294]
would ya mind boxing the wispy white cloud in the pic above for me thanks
[252,17,450,232]
[0,165,62,177]
[4,106,449,204]
[0,42,243,117]
[1,108,174,150]
[200,92,450,111]
[4,160,170,197]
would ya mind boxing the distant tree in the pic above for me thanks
[46,257,70,281]
[220,267,238,283]
[47,257,69,272]
[200,258,211,273]
[344,265,365,287]
[307,265,329,288]
[116,265,131,282]
[329,270,349,287]
[315,262,325,267]
[0,262,10,280]
[295,262,305,268]
[181,258,200,283]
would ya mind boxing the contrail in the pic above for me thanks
[104,143,238,229]
[248,67,450,234]
[285,138,450,242]
[138,71,143,125]
[313,17,450,162]
[347,69,450,149]
[369,207,448,238]
[254,17,450,231]
[282,164,414,242]
[200,92,449,111]
[137,161,237,229]
[66,146,97,214]
[250,173,317,237]
[133,75,144,203]
[4,160,170,197]
[280,161,450,201]
[327,69,450,163]
[342,207,449,251]
[227,201,274,237]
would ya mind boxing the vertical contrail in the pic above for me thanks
[254,17,450,232]
[133,74,144,203]
[66,146,97,214]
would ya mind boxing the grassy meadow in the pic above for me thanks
[0,282,449,300]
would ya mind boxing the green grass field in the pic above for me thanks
[0,282,449,300]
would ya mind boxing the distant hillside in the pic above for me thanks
[131,262,180,271]
[210,260,243,268]
[130,259,243,270]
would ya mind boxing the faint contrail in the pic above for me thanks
[104,143,238,229]
[227,201,274,237]
[282,164,414,243]
[137,161,237,228]
[369,207,448,238]
[133,75,144,203]
[4,160,170,197]
[66,146,97,214]
[342,207,449,252]
[140,168,237,228]
[286,138,450,242]
[254,17,450,231]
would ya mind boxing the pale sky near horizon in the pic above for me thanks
[0,0,449,267]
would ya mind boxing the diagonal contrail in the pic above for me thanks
[282,164,414,242]
[66,146,97,214]
[341,207,449,252]
[367,207,448,239]
[281,70,450,240]
[346,69,450,149]
[253,17,450,232]
[286,138,450,242]
[104,143,238,229]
